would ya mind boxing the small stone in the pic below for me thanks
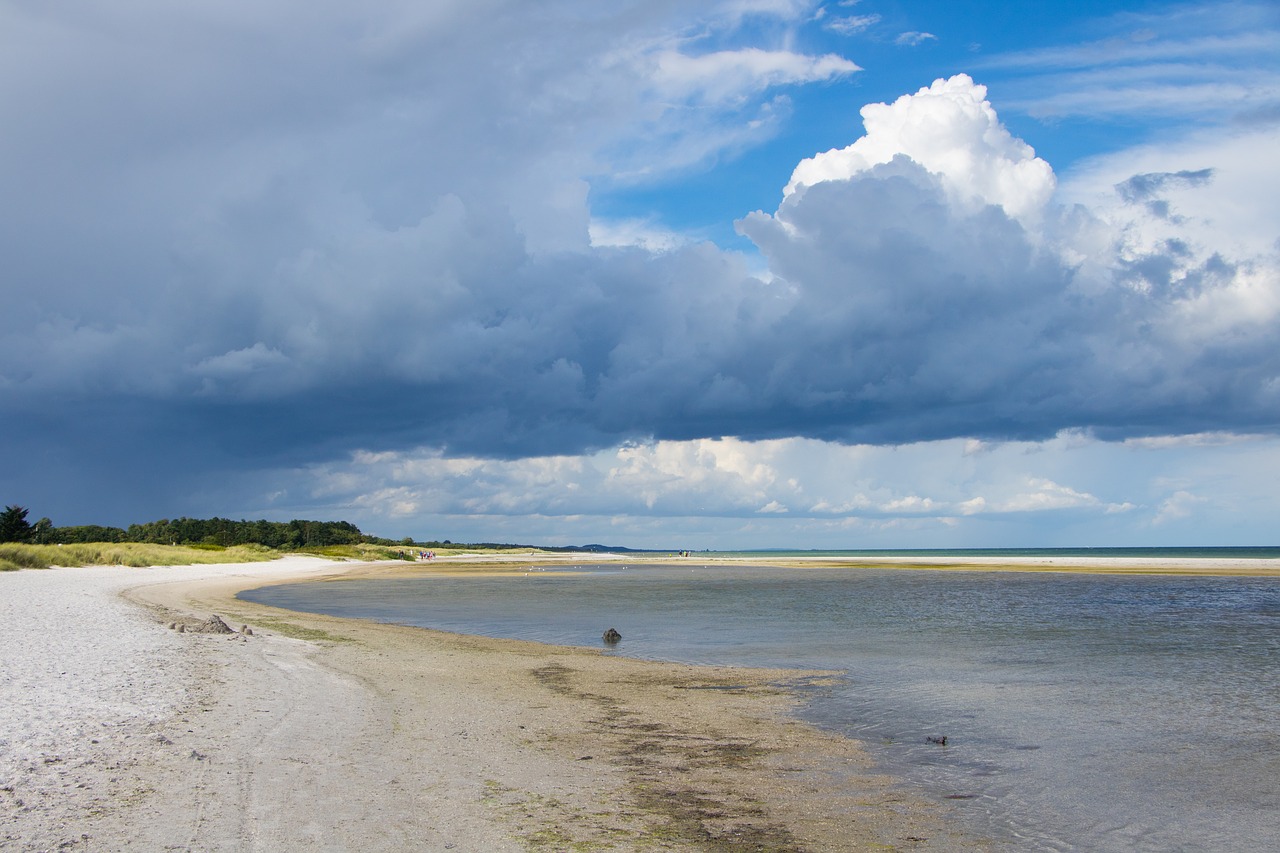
[199,615,234,634]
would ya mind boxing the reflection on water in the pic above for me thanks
[242,565,1280,850]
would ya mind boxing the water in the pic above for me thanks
[242,564,1280,850]
[706,547,1280,559]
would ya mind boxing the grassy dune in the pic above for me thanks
[291,543,417,562]
[0,540,556,571]
[0,542,282,571]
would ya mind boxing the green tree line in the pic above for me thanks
[0,505,367,549]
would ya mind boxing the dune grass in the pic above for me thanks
[0,540,551,571]
[0,542,281,571]
[294,543,416,562]
[293,543,553,561]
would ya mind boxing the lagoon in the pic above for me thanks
[243,563,1280,850]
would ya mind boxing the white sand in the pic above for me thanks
[0,559,362,851]
[2,558,549,851]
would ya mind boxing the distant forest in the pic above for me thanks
[1,506,373,548]
[0,504,630,552]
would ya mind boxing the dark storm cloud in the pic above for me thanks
[2,3,1278,525]
[11,159,1274,501]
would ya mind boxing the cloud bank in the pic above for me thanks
[2,2,1278,537]
[257,431,1280,548]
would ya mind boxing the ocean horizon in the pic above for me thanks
[700,546,1280,559]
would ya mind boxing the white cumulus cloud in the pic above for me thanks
[784,74,1055,223]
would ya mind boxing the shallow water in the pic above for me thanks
[242,565,1280,850]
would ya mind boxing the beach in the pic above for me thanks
[1,557,982,852]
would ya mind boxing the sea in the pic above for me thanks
[241,548,1280,851]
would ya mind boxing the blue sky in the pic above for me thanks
[595,1,1279,248]
[2,1,1278,548]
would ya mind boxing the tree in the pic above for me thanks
[0,505,33,543]
[31,517,54,544]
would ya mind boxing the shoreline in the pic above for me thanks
[3,557,985,851]
[350,551,1280,578]
[10,552,1273,849]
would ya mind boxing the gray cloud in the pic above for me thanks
[2,4,1279,527]
[1115,168,1215,223]
[1116,168,1215,203]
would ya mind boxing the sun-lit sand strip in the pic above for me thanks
[362,550,1280,578]
[2,557,986,851]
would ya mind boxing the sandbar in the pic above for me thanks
[365,550,1280,578]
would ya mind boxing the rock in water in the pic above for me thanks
[602,628,622,644]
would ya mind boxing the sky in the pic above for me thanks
[2,0,1278,549]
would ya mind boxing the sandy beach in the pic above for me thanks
[1,557,988,852]
[6,552,1275,850]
